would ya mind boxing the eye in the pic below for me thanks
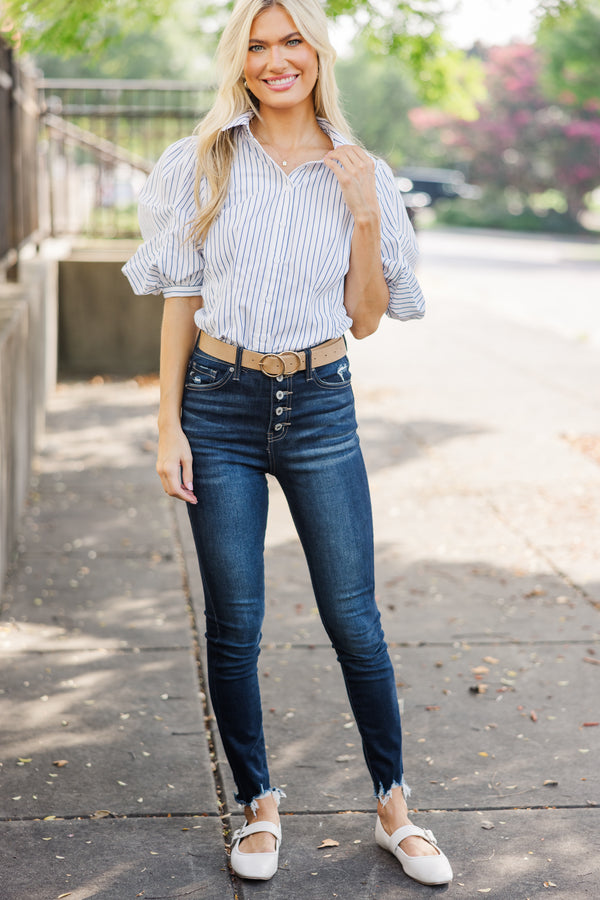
[248,43,264,52]
[286,38,302,46]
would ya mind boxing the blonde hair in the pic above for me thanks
[190,0,355,245]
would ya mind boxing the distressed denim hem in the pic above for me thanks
[234,786,286,816]
[375,777,411,806]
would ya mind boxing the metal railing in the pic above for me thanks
[0,39,40,278]
[38,78,215,239]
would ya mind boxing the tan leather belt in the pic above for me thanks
[197,332,346,377]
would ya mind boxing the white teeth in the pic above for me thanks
[266,75,297,85]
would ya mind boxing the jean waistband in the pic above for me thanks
[196,332,346,378]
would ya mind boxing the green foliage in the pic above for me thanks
[536,0,600,106]
[335,43,483,168]
[433,192,587,233]
[336,50,421,168]
[2,0,165,55]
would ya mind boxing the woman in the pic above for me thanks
[124,0,452,886]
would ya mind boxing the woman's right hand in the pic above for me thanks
[156,424,198,504]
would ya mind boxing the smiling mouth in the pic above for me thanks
[263,74,299,88]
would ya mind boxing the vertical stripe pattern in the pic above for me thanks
[123,112,424,353]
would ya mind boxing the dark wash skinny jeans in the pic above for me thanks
[181,343,405,808]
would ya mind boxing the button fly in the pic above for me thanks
[276,390,285,400]
[274,423,283,432]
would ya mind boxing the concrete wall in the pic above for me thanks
[0,255,58,587]
[58,247,162,376]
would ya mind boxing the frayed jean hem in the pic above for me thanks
[234,786,286,816]
[375,777,411,806]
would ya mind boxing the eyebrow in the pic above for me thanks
[248,31,301,44]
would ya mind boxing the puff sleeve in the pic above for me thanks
[122,136,205,298]
[375,158,425,321]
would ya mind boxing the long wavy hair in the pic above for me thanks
[190,0,355,245]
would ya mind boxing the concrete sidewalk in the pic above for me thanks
[2,232,600,899]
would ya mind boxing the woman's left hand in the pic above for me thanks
[323,145,380,223]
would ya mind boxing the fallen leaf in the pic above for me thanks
[583,722,599,727]
[530,711,538,723]
[471,666,490,675]
[17,758,32,764]
[470,684,488,694]
[583,657,600,666]
[318,839,340,849]
[335,754,356,763]
[90,810,111,819]
[481,821,494,830]
[478,751,489,757]
[544,882,557,888]
[543,780,558,787]
[425,706,441,711]
[483,656,499,665]
[58,894,72,898]
[477,890,491,894]
[53,760,69,768]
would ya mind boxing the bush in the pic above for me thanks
[432,197,588,234]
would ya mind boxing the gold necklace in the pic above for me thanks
[252,128,294,169]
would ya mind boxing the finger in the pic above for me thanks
[180,458,195,495]
[325,146,373,168]
[157,463,198,504]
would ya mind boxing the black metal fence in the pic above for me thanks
[0,39,40,277]
[39,78,215,238]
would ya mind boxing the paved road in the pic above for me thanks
[1,228,599,899]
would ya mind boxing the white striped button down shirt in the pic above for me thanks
[123,111,424,353]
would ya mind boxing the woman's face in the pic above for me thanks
[244,5,319,114]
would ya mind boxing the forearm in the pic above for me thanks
[158,296,203,429]
[344,213,389,340]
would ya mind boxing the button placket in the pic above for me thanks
[270,377,291,438]
[263,189,291,320]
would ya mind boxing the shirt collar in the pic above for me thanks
[222,110,351,148]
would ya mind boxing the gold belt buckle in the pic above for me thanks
[259,351,302,377]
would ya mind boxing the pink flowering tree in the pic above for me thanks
[409,40,600,224]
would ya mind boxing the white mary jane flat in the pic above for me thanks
[230,819,282,881]
[375,816,453,885]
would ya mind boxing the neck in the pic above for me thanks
[252,102,322,150]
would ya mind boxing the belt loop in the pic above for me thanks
[233,345,243,381]
[305,347,313,382]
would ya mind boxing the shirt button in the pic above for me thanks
[275,407,283,416]
[274,423,283,431]
[264,296,272,304]
[276,390,285,400]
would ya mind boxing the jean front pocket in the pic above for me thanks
[184,351,235,392]
[312,356,352,390]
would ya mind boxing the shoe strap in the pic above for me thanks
[387,824,438,852]
[232,820,282,844]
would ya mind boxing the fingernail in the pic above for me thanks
[186,482,193,490]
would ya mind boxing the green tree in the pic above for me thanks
[536,0,600,106]
[336,45,483,167]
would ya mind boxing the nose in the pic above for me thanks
[268,45,288,71]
